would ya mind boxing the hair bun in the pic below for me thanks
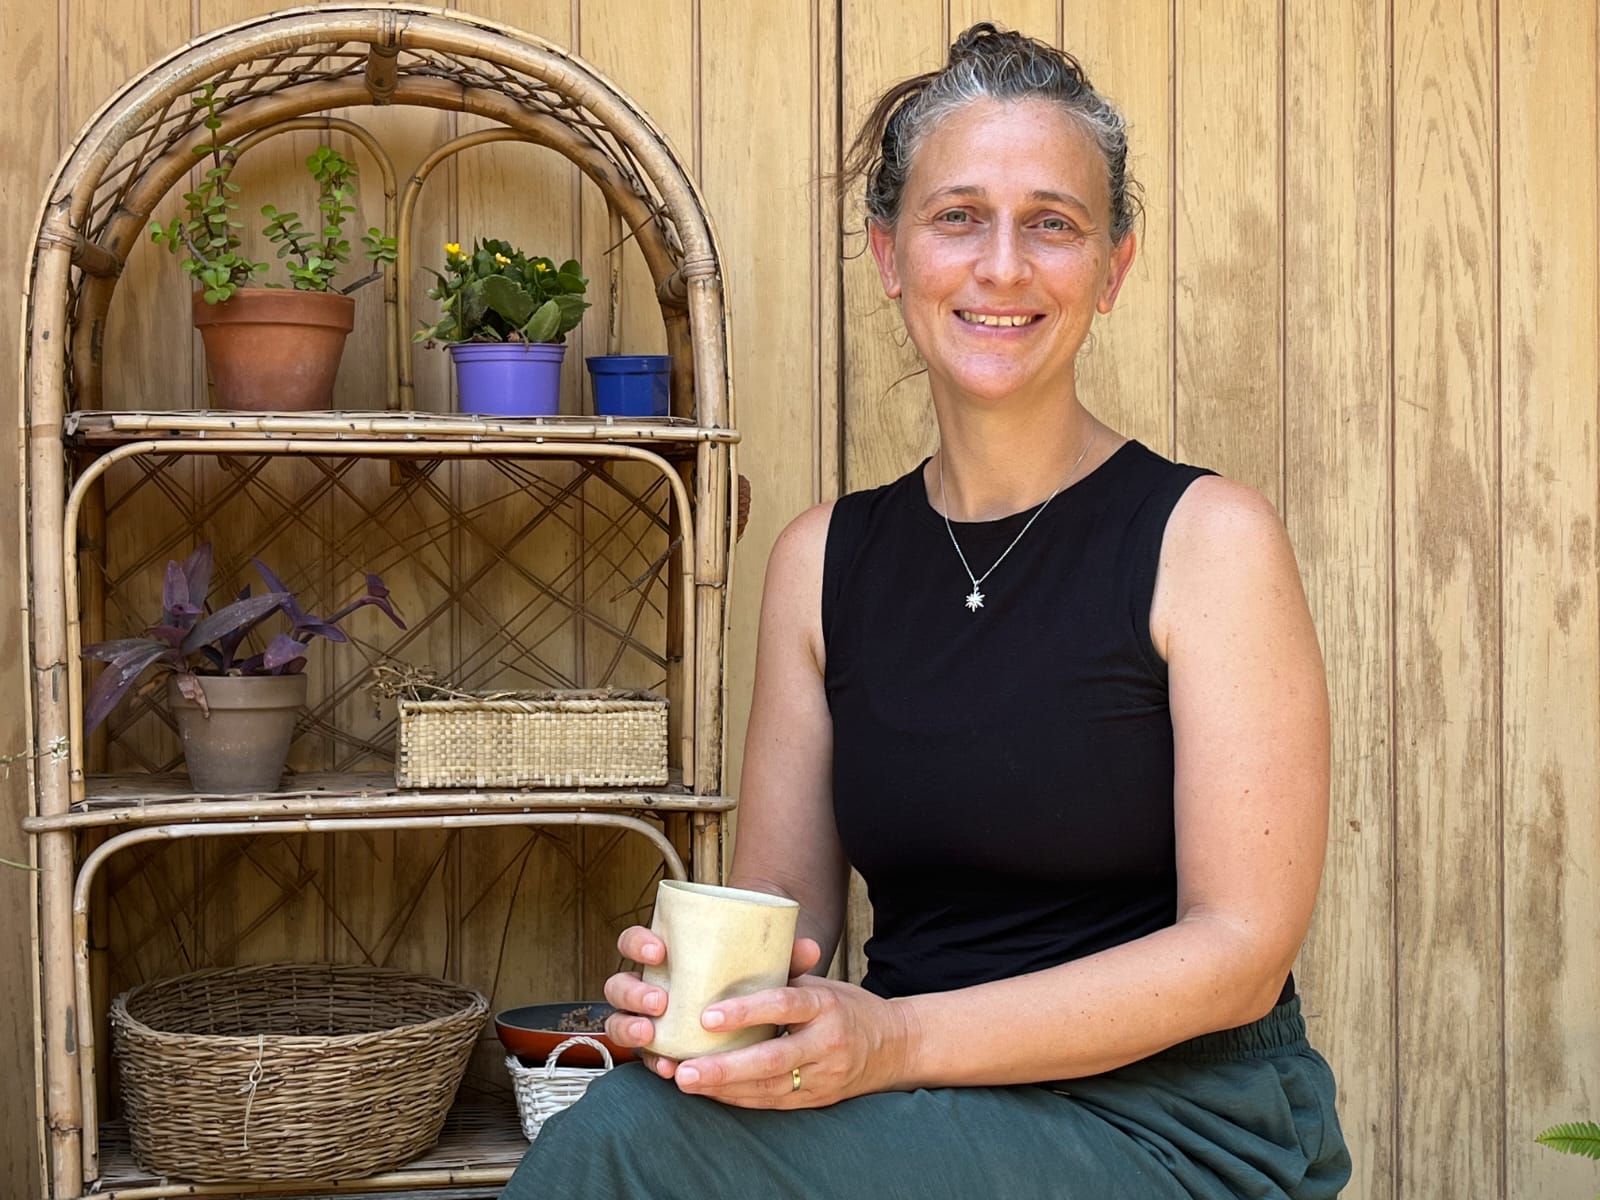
[949,22,1005,64]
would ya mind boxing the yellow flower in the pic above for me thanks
[535,262,549,272]
[444,242,461,256]
[494,253,511,265]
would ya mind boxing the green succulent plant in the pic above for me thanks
[149,83,397,303]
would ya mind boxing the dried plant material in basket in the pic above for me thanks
[506,1036,615,1140]
[394,685,669,788]
[111,962,487,1182]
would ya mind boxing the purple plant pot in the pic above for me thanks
[450,341,566,416]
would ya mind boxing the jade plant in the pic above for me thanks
[414,238,590,344]
[150,83,397,303]
[81,544,405,730]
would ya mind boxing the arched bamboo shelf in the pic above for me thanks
[19,7,739,1197]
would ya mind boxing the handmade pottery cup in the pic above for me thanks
[641,880,800,1061]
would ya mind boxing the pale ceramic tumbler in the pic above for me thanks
[641,880,800,1060]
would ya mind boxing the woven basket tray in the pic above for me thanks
[506,1036,615,1140]
[395,688,668,788]
[111,962,487,1182]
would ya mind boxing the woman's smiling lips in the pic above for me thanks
[954,308,1044,331]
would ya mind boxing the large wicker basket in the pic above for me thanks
[395,688,669,788]
[110,963,487,1182]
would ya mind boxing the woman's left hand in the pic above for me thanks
[657,975,915,1109]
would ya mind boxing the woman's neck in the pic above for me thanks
[927,402,1104,522]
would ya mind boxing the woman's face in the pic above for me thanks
[869,97,1136,410]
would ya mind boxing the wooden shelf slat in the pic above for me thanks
[22,770,732,832]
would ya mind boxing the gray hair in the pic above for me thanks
[844,23,1141,244]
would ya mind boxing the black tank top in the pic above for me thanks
[823,440,1294,1005]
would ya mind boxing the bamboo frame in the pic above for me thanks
[71,811,687,1178]
[22,8,738,1195]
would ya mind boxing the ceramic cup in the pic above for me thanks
[640,880,800,1061]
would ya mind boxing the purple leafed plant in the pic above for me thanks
[81,543,406,731]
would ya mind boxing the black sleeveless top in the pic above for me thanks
[823,440,1294,1005]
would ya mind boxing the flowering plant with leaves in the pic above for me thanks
[149,84,397,303]
[81,544,405,730]
[413,238,590,344]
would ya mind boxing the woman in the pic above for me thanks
[503,24,1350,1199]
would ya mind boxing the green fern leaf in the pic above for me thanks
[1537,1121,1600,1160]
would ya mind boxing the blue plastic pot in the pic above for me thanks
[450,341,566,416]
[587,354,670,418]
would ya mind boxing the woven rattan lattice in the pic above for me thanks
[22,8,738,1197]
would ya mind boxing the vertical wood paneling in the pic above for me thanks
[1499,2,1600,1196]
[72,0,192,414]
[948,0,1055,44]
[1,0,56,1186]
[699,0,818,850]
[12,6,1600,1196]
[1060,2,1173,453]
[575,0,696,990]
[1393,0,1502,1194]
[1174,2,1280,499]
[840,0,945,492]
[1283,3,1395,1197]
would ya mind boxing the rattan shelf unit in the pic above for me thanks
[21,7,740,1198]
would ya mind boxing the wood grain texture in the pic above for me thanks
[1282,2,1394,1196]
[1174,1,1280,500]
[840,0,945,492]
[1393,0,1502,1195]
[0,0,56,1186]
[1060,1,1173,454]
[574,0,695,986]
[698,0,818,859]
[1497,3,1600,1196]
[948,0,1055,44]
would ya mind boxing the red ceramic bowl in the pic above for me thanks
[494,1002,637,1068]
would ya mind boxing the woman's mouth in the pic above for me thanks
[955,310,1042,328]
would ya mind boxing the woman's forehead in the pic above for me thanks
[905,99,1110,207]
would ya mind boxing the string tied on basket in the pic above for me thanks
[238,1033,265,1150]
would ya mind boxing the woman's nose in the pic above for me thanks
[973,224,1031,287]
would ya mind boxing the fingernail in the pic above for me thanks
[645,990,665,1011]
[677,1066,699,1086]
[633,1019,652,1042]
[701,1009,724,1028]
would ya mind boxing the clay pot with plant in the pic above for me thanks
[149,83,398,411]
[81,544,405,793]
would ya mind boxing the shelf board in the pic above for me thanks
[93,1097,525,1198]
[65,409,739,451]
[23,771,732,833]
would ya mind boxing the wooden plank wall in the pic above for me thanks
[1,3,1596,1198]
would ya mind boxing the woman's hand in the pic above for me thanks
[601,925,830,1081]
[662,973,916,1109]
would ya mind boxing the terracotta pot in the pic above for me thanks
[192,287,355,411]
[167,673,309,794]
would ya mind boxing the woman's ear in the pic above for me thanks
[1097,228,1138,314]
[868,220,902,299]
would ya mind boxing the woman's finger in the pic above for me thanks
[616,924,666,966]
[788,936,823,978]
[702,981,825,1034]
[601,970,669,1021]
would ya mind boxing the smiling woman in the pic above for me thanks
[501,23,1352,1200]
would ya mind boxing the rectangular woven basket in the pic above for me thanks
[395,688,668,788]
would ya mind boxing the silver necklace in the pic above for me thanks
[938,426,1096,613]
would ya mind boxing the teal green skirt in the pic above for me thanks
[500,997,1349,1199]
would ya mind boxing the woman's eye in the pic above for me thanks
[1038,216,1075,233]
[937,209,971,225]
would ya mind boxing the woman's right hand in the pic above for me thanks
[602,924,824,1080]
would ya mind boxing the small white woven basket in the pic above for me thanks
[506,1035,615,1141]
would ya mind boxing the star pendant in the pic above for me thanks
[964,588,985,612]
